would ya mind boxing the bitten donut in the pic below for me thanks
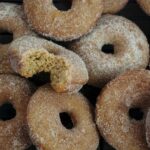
[146,109,150,147]
[23,0,103,41]
[0,3,33,74]
[103,0,128,14]
[27,85,99,150]
[96,70,150,150]
[0,74,35,150]
[137,0,150,16]
[9,35,88,93]
[69,15,149,87]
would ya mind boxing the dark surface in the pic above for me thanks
[0,0,150,150]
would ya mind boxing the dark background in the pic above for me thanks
[0,0,150,150]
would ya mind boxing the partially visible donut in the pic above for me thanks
[27,85,99,150]
[69,15,149,87]
[23,0,103,41]
[146,109,150,147]
[0,74,35,150]
[103,0,128,14]
[96,70,150,150]
[137,0,150,16]
[0,3,33,74]
[9,35,88,93]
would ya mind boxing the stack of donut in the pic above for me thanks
[0,0,150,150]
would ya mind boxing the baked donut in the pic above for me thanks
[27,85,99,150]
[0,74,35,150]
[69,15,149,87]
[146,109,150,147]
[96,70,150,150]
[0,3,33,74]
[137,0,150,16]
[23,0,103,41]
[103,0,128,14]
[9,35,88,93]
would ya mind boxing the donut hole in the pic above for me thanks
[102,44,114,54]
[129,107,144,121]
[59,112,74,129]
[0,102,16,121]
[52,0,72,11]
[0,32,13,44]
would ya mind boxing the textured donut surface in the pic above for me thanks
[69,15,149,87]
[146,109,150,147]
[23,0,103,41]
[9,35,88,93]
[0,3,33,74]
[27,85,99,150]
[96,70,150,150]
[0,74,35,150]
[103,0,128,14]
[137,0,150,15]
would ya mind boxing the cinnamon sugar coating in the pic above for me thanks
[9,35,88,93]
[0,3,33,74]
[23,0,103,41]
[0,74,35,150]
[69,15,149,87]
[27,85,99,150]
[137,0,150,15]
[103,0,128,14]
[96,70,150,150]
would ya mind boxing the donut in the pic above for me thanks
[146,109,150,147]
[27,84,99,150]
[23,0,103,41]
[68,15,149,87]
[0,74,35,150]
[137,0,150,16]
[9,35,88,93]
[103,0,128,14]
[96,70,150,150]
[0,3,33,74]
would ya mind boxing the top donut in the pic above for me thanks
[23,0,103,41]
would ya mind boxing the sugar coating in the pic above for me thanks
[9,35,88,93]
[146,109,150,147]
[103,0,128,14]
[23,0,103,41]
[0,3,34,74]
[69,15,149,88]
[96,70,150,150]
[27,85,99,150]
[137,0,150,16]
[0,74,35,150]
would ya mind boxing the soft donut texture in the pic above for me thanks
[9,35,88,93]
[0,74,35,150]
[0,3,33,74]
[69,15,149,87]
[137,0,150,16]
[96,70,150,150]
[23,0,103,41]
[27,85,99,150]
[146,109,150,147]
[103,0,128,14]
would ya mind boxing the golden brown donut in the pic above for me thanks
[23,0,103,41]
[0,3,33,74]
[137,0,150,16]
[9,35,88,93]
[0,74,35,150]
[96,70,150,150]
[69,15,149,88]
[27,85,99,150]
[146,109,150,147]
[103,0,128,14]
